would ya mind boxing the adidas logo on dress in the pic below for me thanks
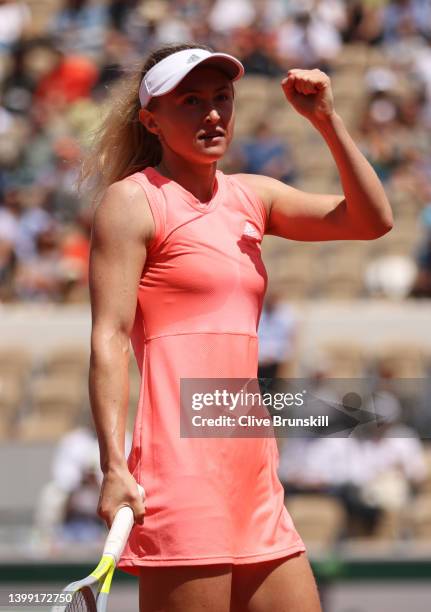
[242,221,260,239]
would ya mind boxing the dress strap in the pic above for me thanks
[125,170,166,253]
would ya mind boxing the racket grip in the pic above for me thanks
[103,484,144,563]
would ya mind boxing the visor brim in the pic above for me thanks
[154,53,244,98]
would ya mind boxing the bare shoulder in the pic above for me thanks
[232,173,295,216]
[92,177,155,246]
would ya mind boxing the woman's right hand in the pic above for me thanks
[97,464,146,529]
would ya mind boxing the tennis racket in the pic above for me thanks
[52,484,144,612]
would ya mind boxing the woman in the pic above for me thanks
[86,43,392,611]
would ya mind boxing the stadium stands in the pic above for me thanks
[2,2,430,301]
[285,494,347,548]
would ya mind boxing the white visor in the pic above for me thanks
[139,48,244,108]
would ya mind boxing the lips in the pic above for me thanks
[198,129,225,140]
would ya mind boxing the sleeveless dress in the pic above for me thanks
[117,167,306,574]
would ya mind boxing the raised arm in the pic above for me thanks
[89,179,154,527]
[239,69,394,242]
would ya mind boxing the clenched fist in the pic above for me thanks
[281,69,335,124]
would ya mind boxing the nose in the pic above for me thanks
[205,108,221,123]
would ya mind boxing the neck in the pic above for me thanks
[155,153,217,203]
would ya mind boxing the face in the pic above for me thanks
[140,65,235,165]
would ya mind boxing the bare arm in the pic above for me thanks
[238,70,393,241]
[89,179,154,527]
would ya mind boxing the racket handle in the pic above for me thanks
[103,483,144,563]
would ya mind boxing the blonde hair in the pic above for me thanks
[80,43,213,205]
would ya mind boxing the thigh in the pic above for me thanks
[230,552,322,612]
[139,563,233,612]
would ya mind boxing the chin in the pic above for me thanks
[191,151,225,165]
[194,139,228,156]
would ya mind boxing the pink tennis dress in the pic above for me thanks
[117,167,306,574]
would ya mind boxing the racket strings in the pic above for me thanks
[65,588,97,612]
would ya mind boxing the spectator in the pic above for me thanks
[48,0,109,60]
[208,0,256,33]
[342,0,386,44]
[231,120,296,182]
[276,9,342,72]
[412,40,431,127]
[108,0,138,33]
[62,456,105,543]
[40,135,82,223]
[1,39,38,115]
[34,421,132,545]
[33,424,102,545]
[0,186,55,289]
[410,203,431,296]
[365,253,417,298]
[10,186,54,260]
[0,1,31,55]
[258,292,298,380]
[34,53,99,110]
[123,1,170,56]
[93,29,136,94]
[0,186,20,298]
[59,209,91,300]
[14,223,69,301]
[383,0,431,44]
[280,388,428,537]
[238,28,284,76]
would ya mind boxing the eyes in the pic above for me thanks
[183,92,232,106]
[184,96,199,106]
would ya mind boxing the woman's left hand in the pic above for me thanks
[281,69,335,124]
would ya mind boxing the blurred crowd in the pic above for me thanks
[1,0,431,301]
[256,291,431,543]
[278,381,430,540]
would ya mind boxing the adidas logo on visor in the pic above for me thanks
[187,54,202,64]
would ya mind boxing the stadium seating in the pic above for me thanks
[319,341,367,378]
[41,346,89,378]
[0,376,22,440]
[16,373,84,442]
[285,494,346,548]
[420,447,431,493]
[409,493,431,539]
[372,341,427,378]
[0,348,31,439]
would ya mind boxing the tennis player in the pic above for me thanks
[86,43,393,612]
